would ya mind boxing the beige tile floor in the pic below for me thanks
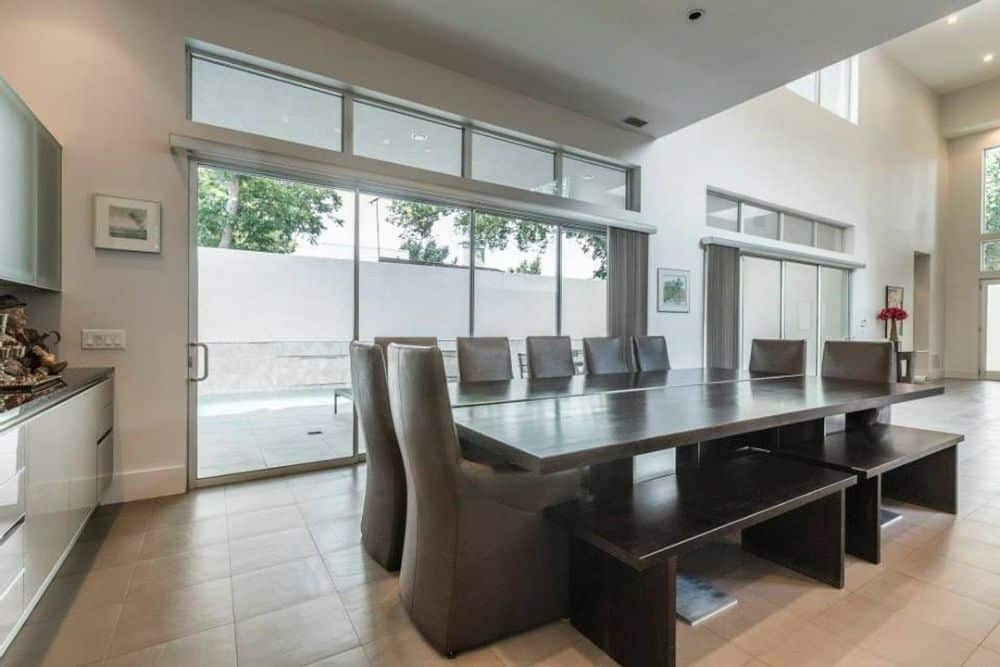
[5,379,1000,666]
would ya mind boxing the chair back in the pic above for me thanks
[525,336,575,379]
[583,336,633,375]
[374,337,438,359]
[349,342,407,569]
[457,337,513,382]
[749,339,807,375]
[632,336,670,372]
[821,341,896,382]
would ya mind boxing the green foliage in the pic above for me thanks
[986,149,1000,235]
[197,168,342,253]
[384,200,607,277]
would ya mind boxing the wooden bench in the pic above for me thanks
[547,452,856,667]
[769,422,962,563]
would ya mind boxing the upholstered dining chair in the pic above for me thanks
[373,336,437,358]
[386,343,582,656]
[349,342,407,571]
[632,335,670,372]
[583,336,633,375]
[822,340,896,382]
[456,337,513,382]
[525,335,575,379]
[748,338,807,375]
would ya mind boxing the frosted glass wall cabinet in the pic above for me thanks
[0,77,61,291]
[0,370,113,656]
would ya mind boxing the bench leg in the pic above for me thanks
[845,476,882,564]
[569,538,676,667]
[742,491,845,588]
[883,445,958,514]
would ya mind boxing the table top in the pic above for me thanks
[448,368,793,408]
[452,376,944,473]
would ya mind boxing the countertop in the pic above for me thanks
[0,367,114,433]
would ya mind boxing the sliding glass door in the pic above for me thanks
[189,162,611,485]
[739,254,851,373]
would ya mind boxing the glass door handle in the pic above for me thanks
[188,343,209,382]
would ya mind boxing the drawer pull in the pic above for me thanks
[97,429,112,446]
[0,515,24,546]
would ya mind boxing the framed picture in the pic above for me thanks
[885,285,904,335]
[657,268,690,313]
[94,195,161,253]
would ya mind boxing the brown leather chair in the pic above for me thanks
[583,336,633,375]
[749,339,807,375]
[374,336,437,358]
[822,340,896,382]
[386,343,581,655]
[349,342,407,571]
[632,336,670,372]
[525,335,575,379]
[456,337,513,382]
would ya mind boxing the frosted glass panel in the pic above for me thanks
[820,267,849,356]
[354,101,462,176]
[0,82,36,284]
[562,157,627,209]
[471,133,556,194]
[741,203,779,239]
[782,263,818,374]
[706,193,739,232]
[820,60,851,119]
[816,223,845,252]
[741,257,781,368]
[191,56,342,151]
[782,215,813,246]
[561,228,608,344]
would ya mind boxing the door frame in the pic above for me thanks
[185,158,365,490]
[979,278,1000,380]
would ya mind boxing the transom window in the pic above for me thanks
[705,191,849,253]
[786,56,859,124]
[188,50,634,211]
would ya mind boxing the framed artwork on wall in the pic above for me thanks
[885,285,904,336]
[94,195,161,253]
[657,268,690,313]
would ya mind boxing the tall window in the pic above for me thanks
[705,191,850,254]
[188,48,635,210]
[786,56,859,124]
[561,228,609,348]
[982,146,1000,272]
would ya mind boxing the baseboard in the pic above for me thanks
[943,369,979,380]
[103,464,187,504]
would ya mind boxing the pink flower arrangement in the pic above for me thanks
[876,307,908,322]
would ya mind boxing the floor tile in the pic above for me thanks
[986,622,1000,652]
[322,544,394,591]
[2,601,121,666]
[310,515,364,553]
[138,517,228,560]
[757,622,865,666]
[29,563,134,623]
[224,478,296,514]
[858,612,978,666]
[227,503,305,541]
[364,627,504,666]
[232,555,335,620]
[235,595,359,667]
[228,527,318,575]
[675,622,753,667]
[490,621,585,666]
[966,647,1000,667]
[307,647,371,666]
[298,492,364,526]
[102,624,237,667]
[809,593,897,643]
[58,533,145,576]
[147,489,227,529]
[109,578,233,657]
[127,543,231,597]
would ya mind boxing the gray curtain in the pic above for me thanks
[704,244,740,369]
[607,227,648,338]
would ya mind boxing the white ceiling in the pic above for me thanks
[883,0,1000,94]
[257,0,975,137]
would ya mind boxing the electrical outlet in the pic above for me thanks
[82,329,126,350]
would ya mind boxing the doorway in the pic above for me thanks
[981,278,1000,380]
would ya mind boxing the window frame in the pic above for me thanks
[186,47,637,211]
[981,146,1000,276]
[785,55,859,124]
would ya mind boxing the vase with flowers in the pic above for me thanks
[877,307,908,344]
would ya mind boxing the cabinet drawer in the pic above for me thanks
[0,430,24,486]
[0,569,24,640]
[0,471,25,543]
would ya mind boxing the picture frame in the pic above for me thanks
[657,268,690,313]
[885,285,904,336]
[94,194,161,253]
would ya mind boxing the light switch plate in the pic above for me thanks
[82,329,126,350]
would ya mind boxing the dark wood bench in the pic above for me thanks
[768,422,962,563]
[547,452,856,667]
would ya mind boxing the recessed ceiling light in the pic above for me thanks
[382,138,391,145]
[582,174,594,181]
[410,132,428,142]
[985,53,995,63]
[423,147,433,153]
[946,14,958,24]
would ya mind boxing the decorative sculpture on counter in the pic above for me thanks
[0,295,66,388]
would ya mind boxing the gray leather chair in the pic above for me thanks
[456,337,513,382]
[583,336,633,375]
[749,339,807,375]
[386,343,581,655]
[822,340,896,382]
[374,336,437,358]
[632,336,670,372]
[349,342,407,571]
[525,336,575,379]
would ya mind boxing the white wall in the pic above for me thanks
[940,74,1000,139]
[0,0,948,501]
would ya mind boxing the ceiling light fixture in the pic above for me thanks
[410,132,428,142]
[985,53,995,63]
[582,174,594,181]
[946,14,958,24]
[382,138,391,144]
